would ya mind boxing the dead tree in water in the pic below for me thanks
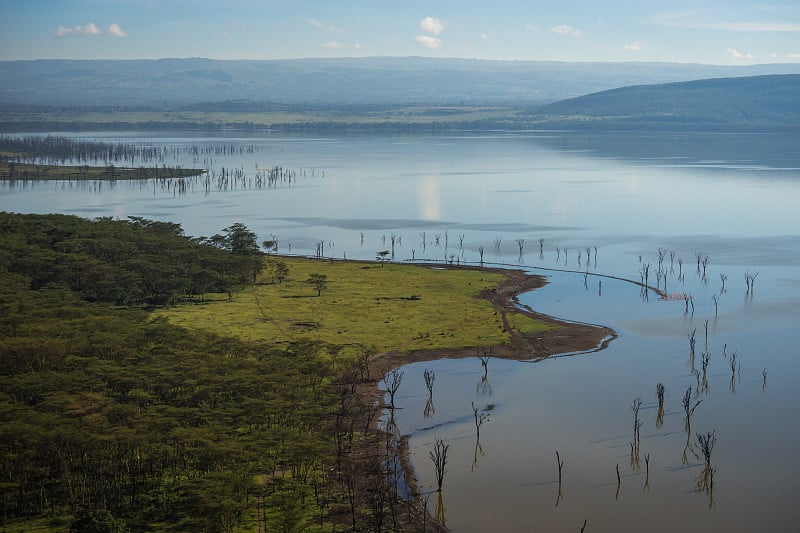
[383,368,403,410]
[696,430,717,496]
[630,397,643,470]
[430,438,449,491]
[656,383,666,429]
[471,401,486,437]
[683,386,701,433]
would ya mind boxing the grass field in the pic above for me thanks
[157,256,551,357]
[0,161,204,180]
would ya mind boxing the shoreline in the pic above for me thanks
[356,262,616,530]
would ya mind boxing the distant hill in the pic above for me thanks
[1,57,799,107]
[537,74,800,130]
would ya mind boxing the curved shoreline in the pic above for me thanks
[358,263,616,530]
[367,263,616,380]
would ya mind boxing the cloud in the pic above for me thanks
[420,17,444,35]
[481,33,489,40]
[624,42,642,51]
[323,40,346,49]
[787,53,800,60]
[309,19,344,32]
[727,48,754,59]
[107,23,128,38]
[551,25,582,36]
[55,22,127,38]
[415,35,442,49]
[56,22,100,38]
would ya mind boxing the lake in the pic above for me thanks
[3,130,799,531]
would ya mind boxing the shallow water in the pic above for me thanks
[3,130,799,531]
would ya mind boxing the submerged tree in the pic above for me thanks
[430,438,450,491]
[656,383,666,429]
[383,368,404,410]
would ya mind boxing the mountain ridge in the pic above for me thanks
[2,57,799,107]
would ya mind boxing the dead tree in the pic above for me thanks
[430,438,449,491]
[683,386,701,432]
[656,383,666,429]
[383,368,404,410]
[471,401,486,437]
[696,430,717,495]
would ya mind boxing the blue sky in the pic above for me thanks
[2,0,799,64]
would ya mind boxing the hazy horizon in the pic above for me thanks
[2,1,799,65]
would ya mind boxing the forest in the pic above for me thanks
[0,213,422,532]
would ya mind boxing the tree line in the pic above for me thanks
[0,213,422,532]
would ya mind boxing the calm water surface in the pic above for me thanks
[3,131,799,531]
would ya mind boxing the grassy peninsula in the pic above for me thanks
[158,256,551,354]
[1,212,571,532]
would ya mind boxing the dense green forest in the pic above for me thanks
[0,213,417,532]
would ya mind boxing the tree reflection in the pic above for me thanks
[471,434,485,472]
[423,369,436,419]
[434,491,447,528]
[477,350,492,396]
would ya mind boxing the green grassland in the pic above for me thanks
[158,256,552,355]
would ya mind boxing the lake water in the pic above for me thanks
[3,130,799,531]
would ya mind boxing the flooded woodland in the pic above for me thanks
[3,130,799,531]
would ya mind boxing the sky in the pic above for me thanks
[1,0,799,64]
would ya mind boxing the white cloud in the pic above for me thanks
[727,48,754,59]
[107,23,128,38]
[354,43,362,50]
[788,53,800,60]
[551,25,582,37]
[624,42,642,51]
[309,19,344,32]
[420,17,444,36]
[480,33,489,40]
[55,22,127,38]
[416,35,442,49]
[323,40,346,49]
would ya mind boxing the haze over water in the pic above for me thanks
[3,130,799,531]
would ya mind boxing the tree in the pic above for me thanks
[376,250,390,266]
[307,273,328,296]
[220,223,263,283]
[223,222,259,254]
[275,261,289,283]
